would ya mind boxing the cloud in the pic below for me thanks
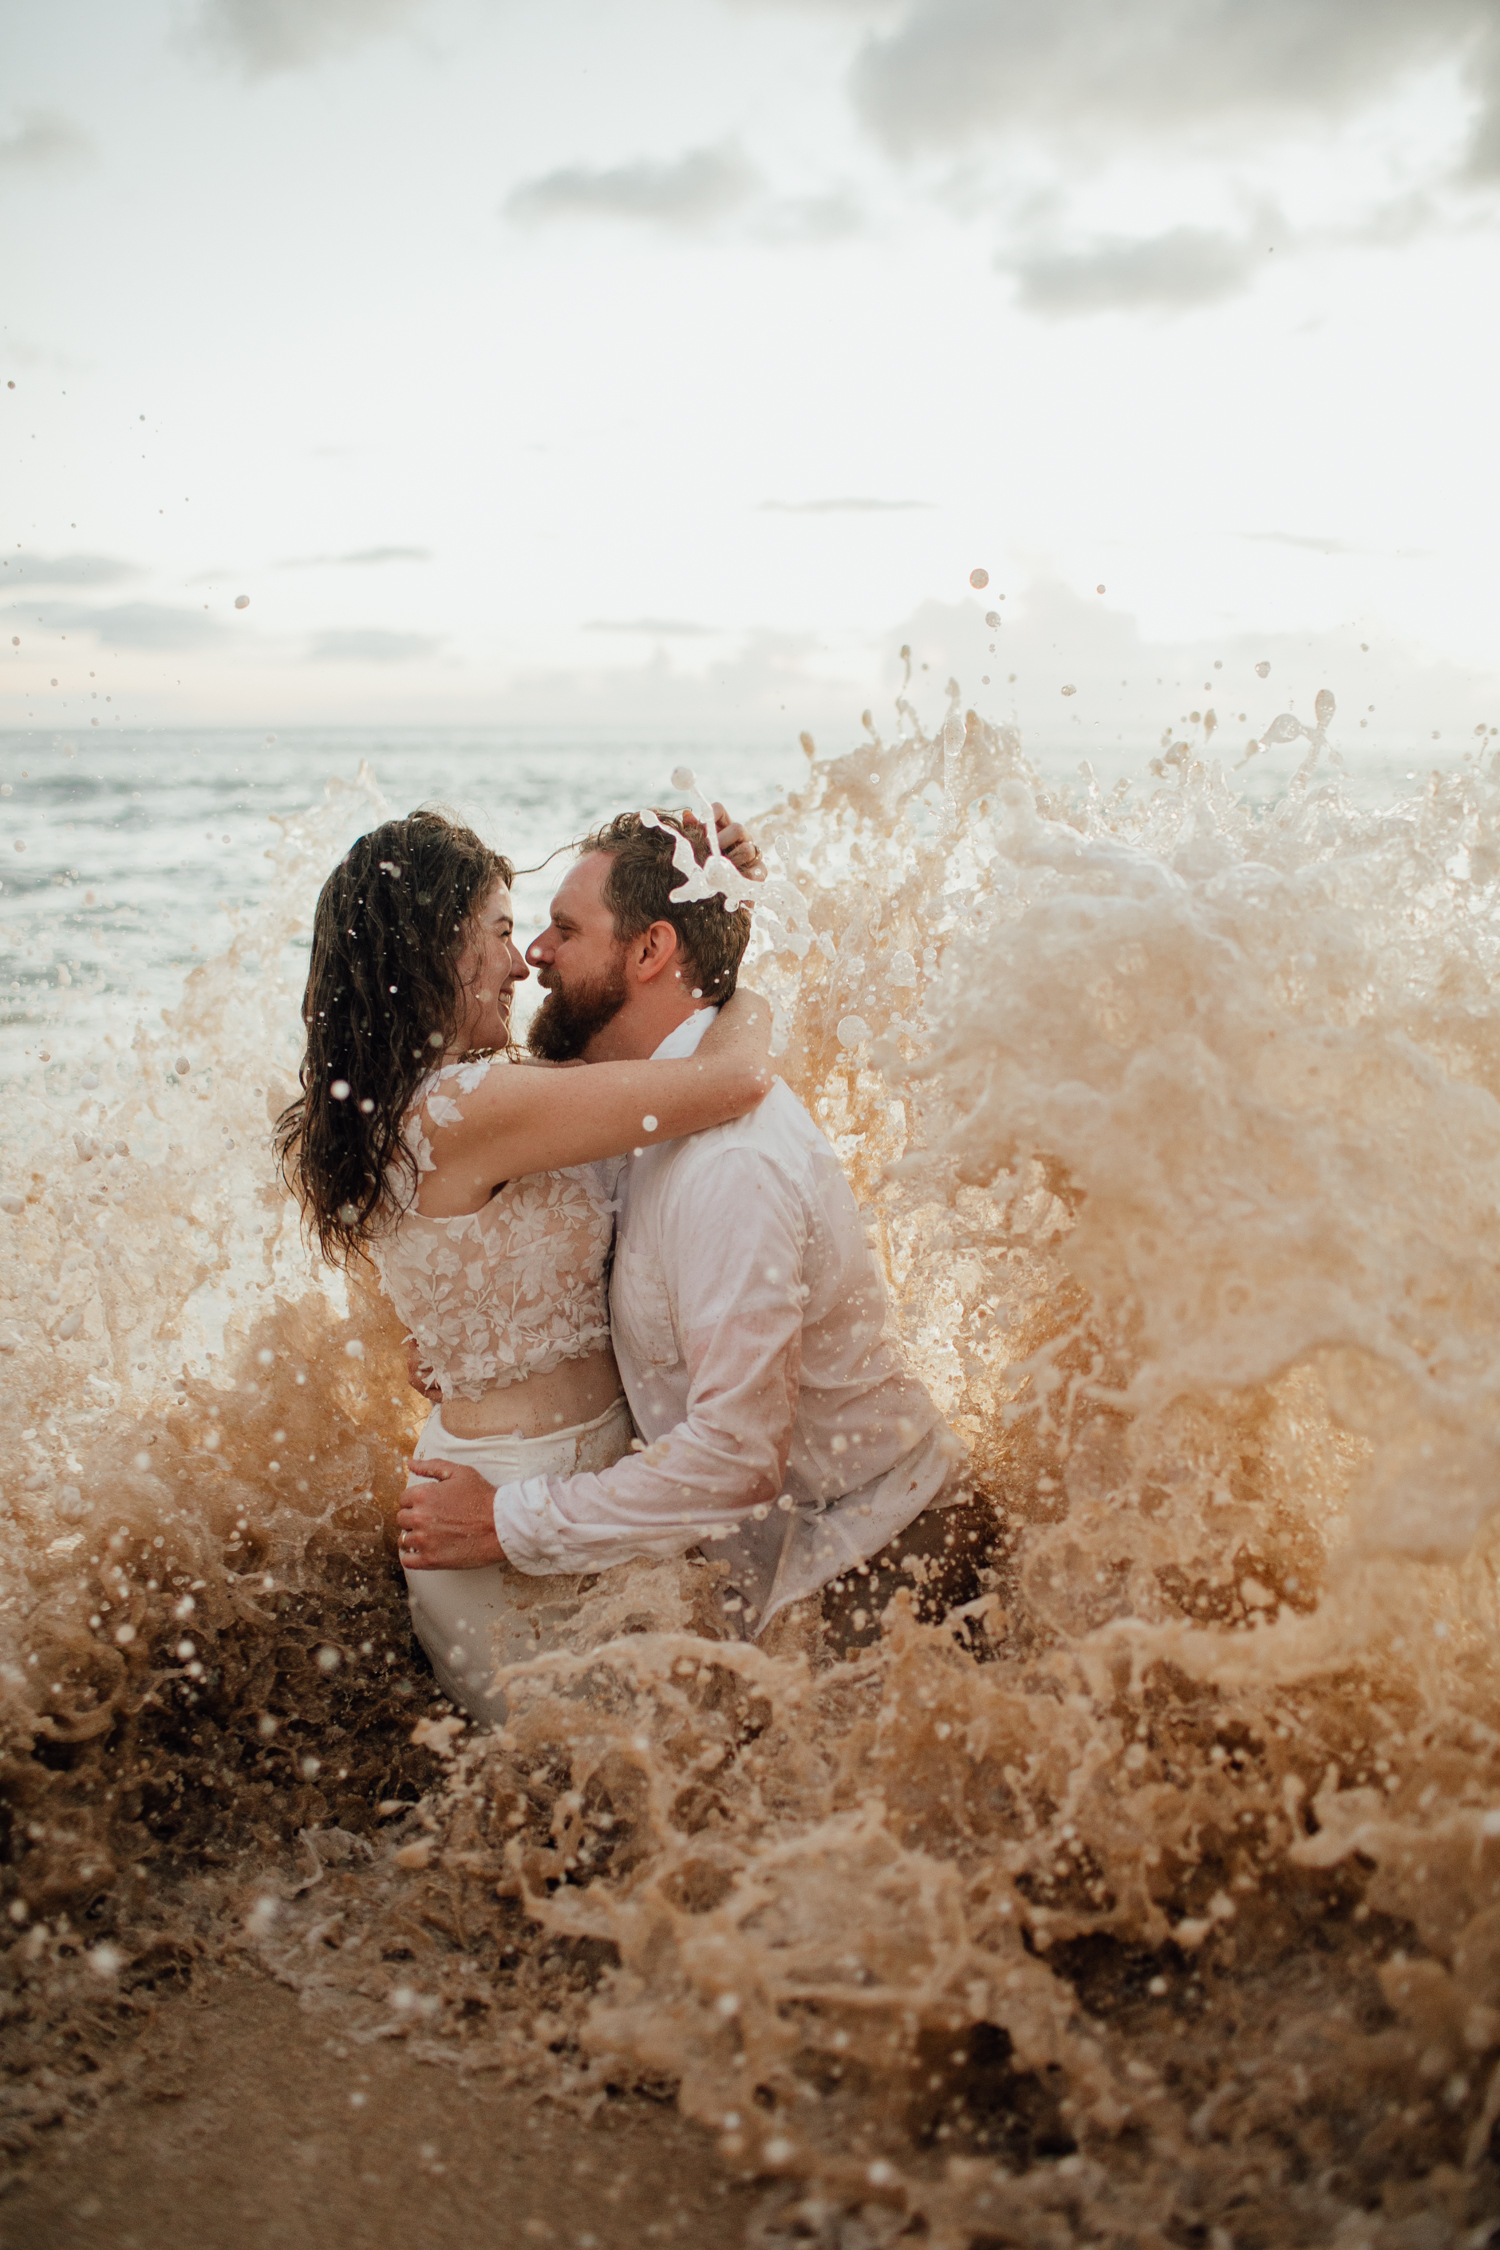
[1465,36,1500,175]
[847,0,1499,164]
[755,188,869,243]
[868,576,1500,771]
[1242,530,1434,558]
[1243,531,1364,556]
[3,601,228,650]
[584,618,717,637]
[307,628,443,663]
[1004,224,1265,316]
[191,0,429,76]
[277,545,432,568]
[505,143,760,230]
[761,496,934,514]
[502,625,857,728]
[0,109,94,174]
[3,554,138,588]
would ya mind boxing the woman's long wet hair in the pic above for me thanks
[274,810,513,1268]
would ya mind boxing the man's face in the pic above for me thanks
[525,853,630,1061]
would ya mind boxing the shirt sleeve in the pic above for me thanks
[492,1146,808,1574]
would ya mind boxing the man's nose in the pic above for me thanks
[525,930,553,968]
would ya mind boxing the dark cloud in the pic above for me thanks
[584,619,717,637]
[505,144,760,230]
[1004,224,1264,316]
[191,0,428,76]
[848,0,1498,164]
[761,496,934,513]
[3,554,137,588]
[307,629,443,663]
[277,546,432,568]
[0,109,94,174]
[1466,37,1500,176]
[3,601,228,650]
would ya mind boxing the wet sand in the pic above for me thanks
[3,1968,751,2250]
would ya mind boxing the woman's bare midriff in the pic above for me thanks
[436,1345,625,1441]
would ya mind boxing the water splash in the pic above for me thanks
[6,708,1500,2241]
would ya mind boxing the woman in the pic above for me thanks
[276,804,771,1720]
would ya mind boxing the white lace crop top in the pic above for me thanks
[367,1056,618,1403]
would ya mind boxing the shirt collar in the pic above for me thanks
[650,1006,718,1062]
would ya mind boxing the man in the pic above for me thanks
[398,809,982,1649]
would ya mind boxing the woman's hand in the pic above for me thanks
[713,803,766,882]
[404,1336,442,1404]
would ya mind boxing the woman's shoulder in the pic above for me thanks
[410,1051,511,1124]
[394,1053,510,1181]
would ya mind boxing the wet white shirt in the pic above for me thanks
[490,1007,959,1631]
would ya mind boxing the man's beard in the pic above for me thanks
[526,959,629,1062]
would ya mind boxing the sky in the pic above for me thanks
[3,0,1500,755]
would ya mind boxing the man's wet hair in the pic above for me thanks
[580,809,751,1002]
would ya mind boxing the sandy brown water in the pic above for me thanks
[7,690,1500,2248]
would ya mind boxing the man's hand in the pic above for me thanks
[712,803,766,882]
[404,1335,441,1405]
[397,1458,505,1571]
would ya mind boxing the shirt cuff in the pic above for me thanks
[491,1477,570,1575]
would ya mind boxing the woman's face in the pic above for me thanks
[454,879,529,1052]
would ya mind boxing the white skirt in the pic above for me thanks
[403,1395,634,1726]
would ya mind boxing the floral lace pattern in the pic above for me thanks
[369,1058,617,1401]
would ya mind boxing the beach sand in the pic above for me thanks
[2,1965,750,2250]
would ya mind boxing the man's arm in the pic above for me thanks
[401,1148,809,1574]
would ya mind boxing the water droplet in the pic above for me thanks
[968,568,989,589]
[671,766,696,791]
[1096,584,1106,594]
[1255,661,1271,679]
[234,595,250,611]
[1061,684,1077,697]
[984,610,1001,627]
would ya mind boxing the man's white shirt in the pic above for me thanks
[490,1007,959,1630]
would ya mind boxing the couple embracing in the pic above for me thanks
[277,795,987,1725]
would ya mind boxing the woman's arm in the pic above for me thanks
[415,989,773,1211]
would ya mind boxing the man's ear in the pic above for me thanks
[631,920,682,988]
